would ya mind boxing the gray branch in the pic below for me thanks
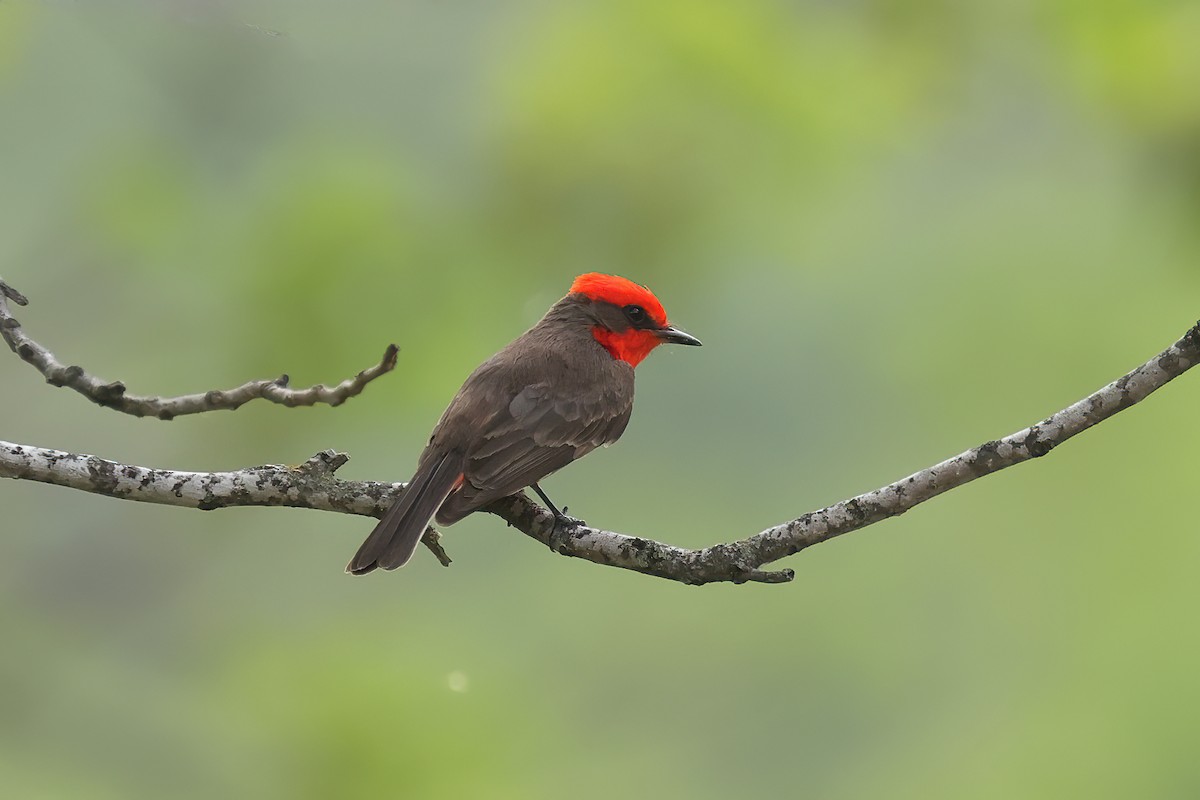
[3,298,1197,583]
[0,277,398,419]
[0,445,452,567]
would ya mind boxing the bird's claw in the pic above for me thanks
[553,510,585,530]
[547,510,585,554]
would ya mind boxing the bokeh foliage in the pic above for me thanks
[1,1,1198,797]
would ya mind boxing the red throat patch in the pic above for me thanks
[591,327,661,367]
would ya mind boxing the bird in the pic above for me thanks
[346,272,701,575]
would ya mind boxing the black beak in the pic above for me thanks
[655,325,702,347]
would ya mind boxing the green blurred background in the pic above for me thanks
[2,1,1198,797]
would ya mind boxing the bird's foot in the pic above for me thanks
[530,483,584,528]
[547,507,586,554]
[553,506,586,530]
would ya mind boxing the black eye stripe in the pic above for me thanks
[623,304,647,324]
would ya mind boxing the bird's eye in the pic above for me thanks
[623,305,647,325]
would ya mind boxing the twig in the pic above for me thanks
[0,277,398,419]
[2,320,1196,584]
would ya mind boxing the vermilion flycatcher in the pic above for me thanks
[347,273,700,574]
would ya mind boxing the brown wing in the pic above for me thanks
[434,382,632,525]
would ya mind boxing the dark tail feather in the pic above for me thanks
[346,452,463,575]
